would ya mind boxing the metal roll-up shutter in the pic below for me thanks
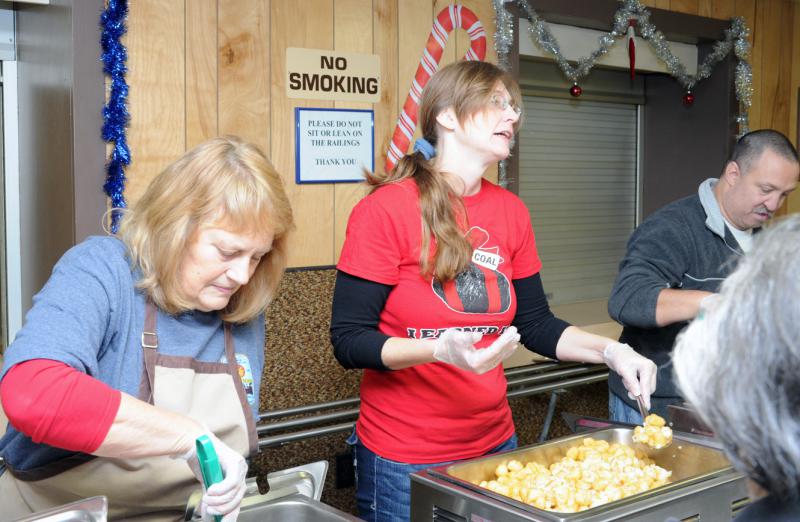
[518,96,638,306]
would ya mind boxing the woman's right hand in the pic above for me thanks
[432,327,520,374]
[180,432,248,521]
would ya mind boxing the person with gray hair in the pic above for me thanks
[673,214,800,521]
[607,129,799,423]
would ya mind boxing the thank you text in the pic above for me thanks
[295,108,374,183]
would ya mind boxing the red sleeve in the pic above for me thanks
[0,359,121,453]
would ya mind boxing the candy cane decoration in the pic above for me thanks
[627,19,637,80]
[385,4,486,172]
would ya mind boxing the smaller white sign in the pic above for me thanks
[295,108,374,184]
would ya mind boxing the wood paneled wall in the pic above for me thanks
[123,0,495,268]
[122,1,800,267]
[788,3,800,213]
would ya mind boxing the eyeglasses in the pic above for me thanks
[488,94,522,116]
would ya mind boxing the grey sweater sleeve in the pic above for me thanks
[608,210,693,329]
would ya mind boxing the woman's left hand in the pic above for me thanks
[602,342,657,409]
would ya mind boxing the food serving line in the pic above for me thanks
[257,360,748,521]
[257,361,748,521]
[13,362,748,521]
[9,361,608,521]
[410,425,748,521]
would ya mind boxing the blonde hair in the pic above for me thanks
[367,61,521,281]
[119,136,294,323]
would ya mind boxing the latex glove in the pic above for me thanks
[602,342,657,410]
[181,432,248,521]
[432,327,520,375]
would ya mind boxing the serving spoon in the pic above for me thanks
[635,394,650,420]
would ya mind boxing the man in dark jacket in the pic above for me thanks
[607,129,799,422]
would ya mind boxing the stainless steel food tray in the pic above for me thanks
[411,428,748,521]
[11,496,107,522]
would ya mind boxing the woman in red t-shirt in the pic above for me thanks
[331,61,657,522]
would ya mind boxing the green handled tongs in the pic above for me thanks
[196,434,224,522]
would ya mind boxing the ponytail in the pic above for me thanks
[366,144,472,281]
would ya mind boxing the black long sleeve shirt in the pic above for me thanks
[330,271,570,370]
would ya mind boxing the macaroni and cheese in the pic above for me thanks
[477,437,671,513]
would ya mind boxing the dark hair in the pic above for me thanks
[728,129,799,175]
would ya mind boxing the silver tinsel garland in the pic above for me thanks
[493,0,515,187]
[492,0,753,146]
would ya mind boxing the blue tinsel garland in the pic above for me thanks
[100,0,130,233]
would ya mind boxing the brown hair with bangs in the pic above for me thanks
[119,136,294,323]
[367,61,521,281]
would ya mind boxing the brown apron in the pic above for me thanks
[0,302,259,521]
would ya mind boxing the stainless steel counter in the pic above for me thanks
[184,460,359,522]
[237,493,360,521]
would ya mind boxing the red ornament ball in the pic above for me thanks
[569,84,582,97]
[682,92,695,106]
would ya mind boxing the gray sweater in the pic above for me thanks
[607,179,745,416]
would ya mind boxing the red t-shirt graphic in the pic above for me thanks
[338,178,541,462]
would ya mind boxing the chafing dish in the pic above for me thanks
[185,461,359,521]
[237,493,360,522]
[11,496,107,522]
[667,403,713,437]
[411,427,748,521]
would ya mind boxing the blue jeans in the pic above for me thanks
[609,390,644,425]
[347,431,518,522]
